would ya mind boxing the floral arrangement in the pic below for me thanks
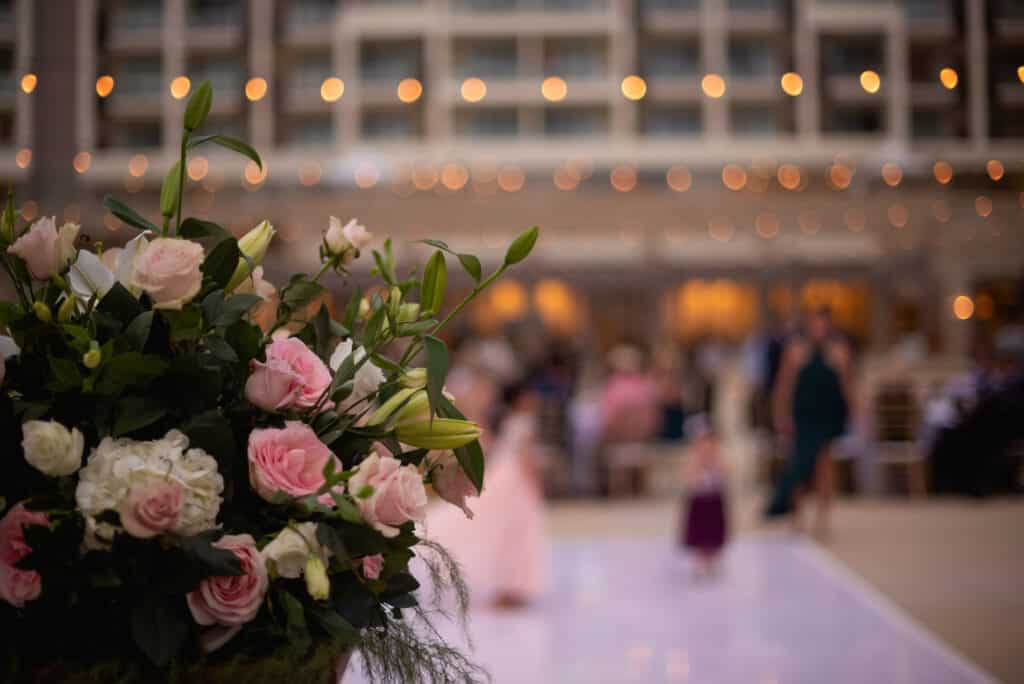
[0,81,537,683]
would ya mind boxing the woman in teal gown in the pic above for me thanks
[766,309,853,533]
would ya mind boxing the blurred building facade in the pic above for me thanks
[3,0,1024,355]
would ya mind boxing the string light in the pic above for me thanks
[497,165,525,192]
[953,295,974,320]
[298,161,321,187]
[701,74,726,98]
[73,152,92,174]
[986,159,1004,181]
[610,165,637,192]
[777,164,801,190]
[20,73,37,94]
[15,148,31,169]
[755,212,780,239]
[939,67,958,89]
[21,200,38,221]
[780,72,803,96]
[975,195,992,218]
[245,77,268,102]
[666,166,692,193]
[243,160,267,185]
[553,165,577,191]
[844,207,866,232]
[355,162,380,189]
[412,163,438,190]
[888,204,909,228]
[95,75,115,97]
[128,154,148,177]
[708,216,734,242]
[881,163,902,187]
[170,76,191,99]
[859,70,881,94]
[828,164,853,190]
[620,75,647,101]
[933,160,953,184]
[1018,66,1024,84]
[440,163,469,191]
[798,211,819,235]
[541,76,568,102]
[397,78,422,103]
[721,164,747,191]
[932,199,952,223]
[460,78,487,103]
[187,156,209,181]
[320,77,344,102]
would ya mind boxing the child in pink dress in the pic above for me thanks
[427,383,548,608]
[680,415,729,578]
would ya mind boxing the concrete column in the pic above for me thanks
[75,0,96,153]
[609,0,636,138]
[248,0,274,150]
[966,0,988,146]
[334,13,359,148]
[519,35,544,137]
[425,0,451,140]
[885,17,909,146]
[701,0,727,137]
[163,0,186,157]
[15,0,34,152]
[793,0,819,138]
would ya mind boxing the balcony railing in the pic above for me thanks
[453,0,606,13]
[188,1,244,27]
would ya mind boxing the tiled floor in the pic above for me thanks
[348,536,999,684]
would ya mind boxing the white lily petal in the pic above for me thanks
[115,233,150,297]
[68,250,116,301]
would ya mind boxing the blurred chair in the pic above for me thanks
[872,381,928,497]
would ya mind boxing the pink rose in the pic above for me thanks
[0,503,50,608]
[347,452,427,538]
[247,421,339,502]
[7,217,79,280]
[429,451,478,519]
[361,554,384,580]
[244,337,333,412]
[119,481,183,539]
[186,534,268,650]
[131,237,204,310]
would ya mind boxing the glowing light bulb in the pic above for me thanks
[320,77,344,102]
[620,75,647,101]
[780,72,803,96]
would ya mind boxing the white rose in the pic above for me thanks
[324,216,351,257]
[330,339,385,406]
[342,219,372,250]
[21,420,84,477]
[261,522,327,579]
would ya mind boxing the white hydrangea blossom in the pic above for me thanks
[75,430,224,547]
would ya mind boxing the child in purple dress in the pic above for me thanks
[680,415,729,577]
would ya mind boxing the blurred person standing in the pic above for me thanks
[679,415,730,578]
[766,308,854,536]
[601,345,660,443]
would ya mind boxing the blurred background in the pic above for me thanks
[7,0,1024,682]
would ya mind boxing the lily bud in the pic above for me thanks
[395,418,481,450]
[82,344,102,369]
[226,220,276,292]
[305,556,330,601]
[366,388,420,426]
[388,287,402,319]
[400,368,427,389]
[57,295,77,323]
[357,297,371,321]
[32,301,52,323]
[397,302,420,323]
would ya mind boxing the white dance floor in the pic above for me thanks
[348,536,1000,684]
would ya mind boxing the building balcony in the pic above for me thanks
[442,76,613,105]
[186,25,245,52]
[283,86,337,114]
[640,11,699,36]
[824,74,887,103]
[909,82,958,107]
[103,92,164,120]
[105,26,163,55]
[995,81,1024,107]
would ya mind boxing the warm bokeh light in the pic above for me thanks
[777,164,801,190]
[932,199,952,223]
[497,165,525,192]
[887,204,909,228]
[780,72,803,96]
[397,78,423,103]
[104,213,122,233]
[441,163,469,191]
[620,75,647,101]
[953,295,974,320]
[881,163,903,187]
[939,67,958,90]
[73,152,92,174]
[355,162,380,189]
[187,156,209,181]
[1018,66,1024,84]
[976,293,995,321]
[245,77,268,102]
[20,73,37,94]
[170,76,191,99]
[15,148,32,169]
[721,164,747,191]
[986,159,1005,181]
[755,212,780,239]
[412,164,438,191]
[95,75,115,97]
[666,166,692,193]
[975,195,992,217]
[298,161,321,187]
[553,165,578,191]
[844,207,866,232]
[933,160,953,184]
[533,279,581,336]
[610,165,637,192]
[859,70,881,94]
[701,73,726,98]
[460,78,487,103]
[798,211,819,235]
[243,160,266,185]
[128,154,148,177]
[828,164,853,190]
[320,77,344,102]
[21,200,38,222]
[708,217,734,242]
[541,76,568,102]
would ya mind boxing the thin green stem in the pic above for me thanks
[174,132,189,235]
[0,254,30,310]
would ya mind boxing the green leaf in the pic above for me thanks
[159,161,181,218]
[308,605,359,643]
[311,303,333,359]
[102,196,157,233]
[97,282,144,328]
[95,352,168,395]
[420,250,447,316]
[178,532,244,576]
[457,253,482,282]
[179,218,231,242]
[361,305,387,348]
[225,320,262,364]
[48,356,82,391]
[280,590,313,656]
[161,308,203,343]
[330,491,364,524]
[204,334,238,363]
[417,239,450,251]
[113,396,167,436]
[123,311,154,351]
[201,238,240,290]
[328,350,356,402]
[315,524,350,565]
[215,293,261,327]
[281,279,324,311]
[183,79,213,132]
[188,134,262,170]
[342,288,362,331]
[504,226,539,266]
[423,335,448,420]
[130,593,188,667]
[454,440,485,493]
[0,301,23,328]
